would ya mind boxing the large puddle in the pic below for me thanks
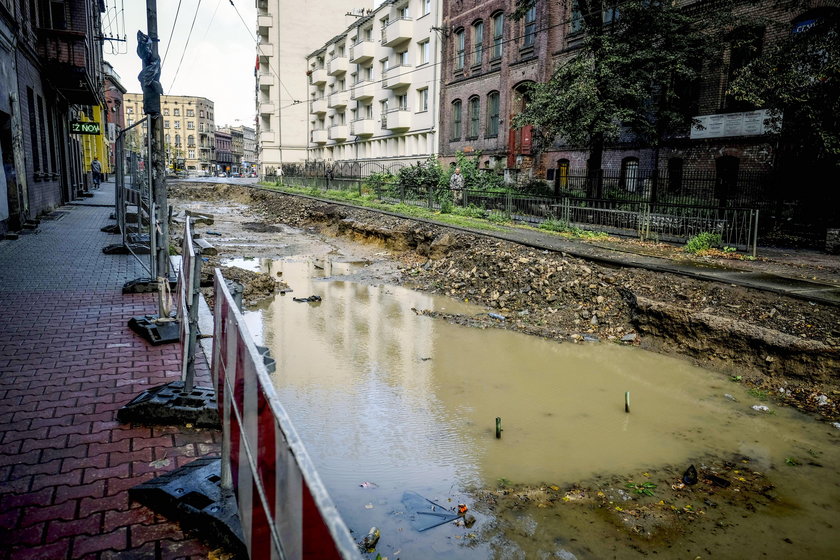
[229,256,840,559]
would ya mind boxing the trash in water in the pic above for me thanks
[360,481,378,488]
[402,491,460,532]
[458,503,468,514]
[751,405,770,412]
[705,473,731,488]
[488,313,506,320]
[361,527,380,551]
[293,295,322,303]
[682,464,698,485]
[206,231,222,236]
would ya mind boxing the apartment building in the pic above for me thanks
[123,94,216,174]
[305,0,442,165]
[256,0,371,174]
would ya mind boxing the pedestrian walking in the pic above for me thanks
[449,166,464,205]
[91,156,102,189]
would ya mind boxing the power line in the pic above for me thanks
[161,0,184,67]
[168,0,204,93]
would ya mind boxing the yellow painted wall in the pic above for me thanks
[78,106,111,173]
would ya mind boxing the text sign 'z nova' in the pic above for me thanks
[70,121,101,135]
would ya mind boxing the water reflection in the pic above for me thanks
[234,256,840,559]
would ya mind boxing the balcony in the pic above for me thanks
[350,40,376,63]
[351,80,375,101]
[258,72,272,89]
[257,14,272,34]
[36,28,98,104]
[257,42,273,57]
[381,18,413,47]
[328,90,350,109]
[329,125,349,142]
[310,68,327,85]
[259,101,275,115]
[384,108,412,131]
[327,56,349,76]
[383,66,412,89]
[312,129,328,144]
[311,98,327,115]
[351,118,376,137]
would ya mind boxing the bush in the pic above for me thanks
[684,232,723,253]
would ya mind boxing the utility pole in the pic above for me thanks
[146,0,169,283]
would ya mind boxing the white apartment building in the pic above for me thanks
[256,0,372,174]
[306,0,442,163]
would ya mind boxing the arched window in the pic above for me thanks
[725,25,765,111]
[451,100,462,140]
[491,12,504,60]
[188,134,195,148]
[486,91,500,137]
[715,155,739,203]
[473,21,484,66]
[467,96,480,139]
[175,134,181,147]
[454,28,465,70]
[620,157,639,192]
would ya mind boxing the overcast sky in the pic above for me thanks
[105,0,258,128]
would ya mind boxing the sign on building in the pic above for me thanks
[70,121,102,135]
[690,109,781,140]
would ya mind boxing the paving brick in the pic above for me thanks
[0,449,41,469]
[41,445,87,463]
[45,513,103,542]
[89,439,130,457]
[82,463,130,485]
[78,492,129,517]
[71,526,128,558]
[8,538,71,560]
[30,469,83,492]
[54,480,106,506]
[130,521,185,548]
[61,453,108,474]
[107,473,155,497]
[20,499,77,528]
[0,520,44,546]
[130,436,175,452]
[107,448,153,468]
[10,457,62,481]
[102,507,155,533]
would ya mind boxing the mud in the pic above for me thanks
[167,182,839,421]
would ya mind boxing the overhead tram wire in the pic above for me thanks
[161,0,184,67]
[168,0,204,93]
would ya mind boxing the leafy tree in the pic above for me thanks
[512,1,724,197]
[728,8,840,167]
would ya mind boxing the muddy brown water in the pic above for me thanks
[224,252,840,559]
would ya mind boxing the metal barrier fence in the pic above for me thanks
[211,269,360,559]
[178,219,203,392]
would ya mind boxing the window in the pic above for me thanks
[174,108,181,116]
[164,120,170,128]
[165,134,170,144]
[455,29,465,70]
[620,157,639,192]
[380,100,389,128]
[174,121,181,129]
[127,107,134,114]
[398,4,409,19]
[492,13,504,60]
[397,93,408,110]
[163,108,169,116]
[667,157,684,193]
[418,40,430,65]
[200,110,205,118]
[451,100,462,140]
[199,123,205,132]
[187,121,195,130]
[188,150,195,159]
[188,135,195,147]
[175,134,181,147]
[187,109,194,117]
[473,21,484,66]
[523,6,537,47]
[422,0,431,16]
[418,88,429,112]
[468,96,480,138]
[380,58,389,76]
[486,91,500,137]
[725,25,765,111]
[571,1,584,34]
[364,103,373,118]
[398,50,409,66]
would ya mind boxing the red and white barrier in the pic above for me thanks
[211,269,359,559]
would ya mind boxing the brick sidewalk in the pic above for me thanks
[0,183,219,559]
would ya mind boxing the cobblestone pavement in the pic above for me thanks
[0,183,219,559]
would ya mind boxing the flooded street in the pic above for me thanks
[231,255,840,560]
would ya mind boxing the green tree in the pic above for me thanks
[728,8,839,166]
[513,1,724,197]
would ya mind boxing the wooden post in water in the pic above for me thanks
[625,392,631,413]
[495,417,502,438]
